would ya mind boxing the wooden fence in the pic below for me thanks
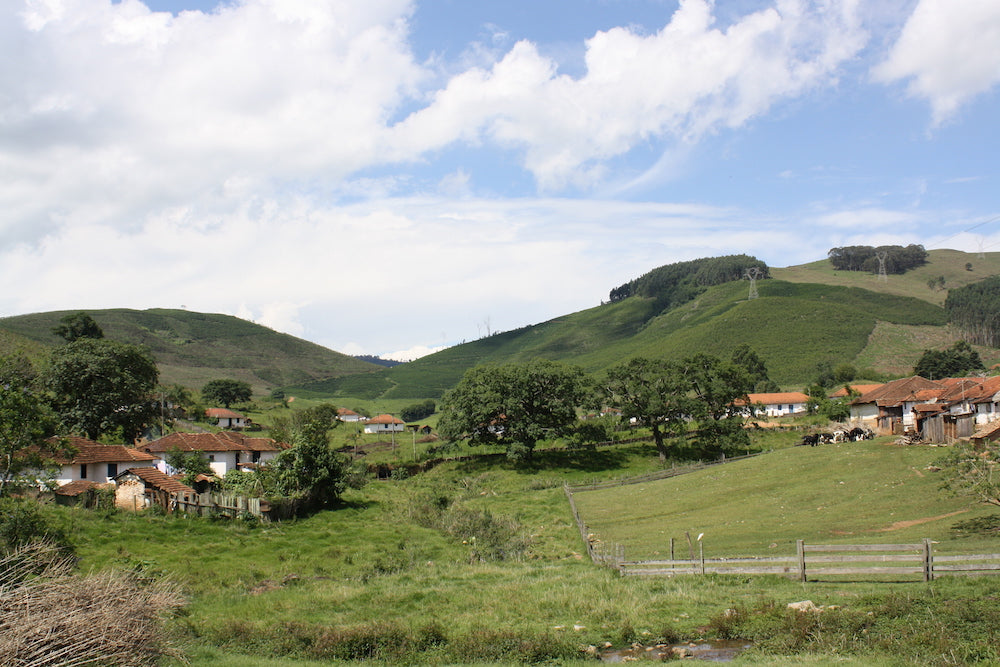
[612,540,1000,582]
[169,492,272,519]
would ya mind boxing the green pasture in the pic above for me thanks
[571,439,996,560]
[43,433,1000,665]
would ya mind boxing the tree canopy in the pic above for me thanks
[0,356,63,496]
[608,255,769,307]
[913,340,985,380]
[438,360,591,461]
[827,244,928,274]
[604,352,753,460]
[944,275,1000,348]
[201,379,253,408]
[51,312,104,342]
[45,339,159,443]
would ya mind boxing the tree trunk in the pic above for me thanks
[651,424,668,462]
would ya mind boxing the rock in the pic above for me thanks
[787,600,820,612]
[671,646,690,658]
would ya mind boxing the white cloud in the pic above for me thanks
[392,0,867,189]
[874,0,1000,123]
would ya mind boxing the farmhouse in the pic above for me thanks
[205,408,247,429]
[337,408,363,422]
[43,436,158,487]
[364,414,405,434]
[142,432,288,477]
[743,392,811,417]
[849,376,945,434]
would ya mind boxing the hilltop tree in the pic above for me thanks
[51,312,104,342]
[45,339,159,443]
[0,356,64,496]
[438,360,591,461]
[201,379,252,408]
[604,357,697,461]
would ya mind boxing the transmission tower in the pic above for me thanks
[875,251,888,282]
[745,267,762,299]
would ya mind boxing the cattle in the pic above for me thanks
[846,427,875,441]
[798,433,820,447]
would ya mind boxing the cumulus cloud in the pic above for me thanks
[874,0,1000,123]
[391,0,867,189]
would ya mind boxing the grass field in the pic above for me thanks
[42,430,1000,665]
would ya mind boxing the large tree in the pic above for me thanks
[0,356,66,496]
[604,357,696,461]
[681,353,753,454]
[438,360,590,461]
[201,378,253,408]
[45,339,159,443]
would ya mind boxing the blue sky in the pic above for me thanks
[2,0,999,360]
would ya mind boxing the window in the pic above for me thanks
[107,463,117,478]
[80,464,87,479]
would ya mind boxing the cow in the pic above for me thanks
[798,433,820,447]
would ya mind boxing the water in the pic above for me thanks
[601,639,752,662]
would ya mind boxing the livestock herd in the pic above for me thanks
[798,427,875,447]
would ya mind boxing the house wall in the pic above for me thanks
[57,460,157,487]
[115,478,149,511]
[364,423,404,434]
[849,403,879,426]
[760,402,807,417]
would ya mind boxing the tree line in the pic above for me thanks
[437,344,774,462]
[608,255,769,307]
[944,275,1000,348]
[827,244,928,274]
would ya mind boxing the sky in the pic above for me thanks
[2,0,999,361]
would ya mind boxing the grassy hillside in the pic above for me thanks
[771,248,1000,306]
[0,308,380,393]
[303,276,950,398]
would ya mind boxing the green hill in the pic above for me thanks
[0,308,381,393]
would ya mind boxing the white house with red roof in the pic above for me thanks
[337,408,363,422]
[205,408,247,429]
[364,414,405,434]
[741,392,811,417]
[142,431,288,477]
[44,436,158,487]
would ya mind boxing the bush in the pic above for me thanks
[0,499,72,554]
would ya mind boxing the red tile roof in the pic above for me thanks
[117,466,196,495]
[54,479,107,496]
[367,414,405,425]
[44,437,157,465]
[205,408,244,419]
[143,431,287,454]
[828,383,883,398]
[851,376,945,407]
[746,392,810,405]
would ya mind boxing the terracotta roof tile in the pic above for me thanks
[44,437,157,465]
[143,431,286,454]
[117,466,196,495]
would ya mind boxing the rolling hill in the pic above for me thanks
[3,249,997,400]
[291,249,1000,399]
[0,308,381,393]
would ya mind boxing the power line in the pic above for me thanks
[927,214,1000,251]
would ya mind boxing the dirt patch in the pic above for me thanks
[872,510,968,532]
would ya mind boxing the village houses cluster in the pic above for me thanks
[37,374,1000,512]
[45,407,409,511]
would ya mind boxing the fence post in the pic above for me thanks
[923,538,934,582]
[797,540,806,582]
[670,537,675,569]
[699,540,705,575]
